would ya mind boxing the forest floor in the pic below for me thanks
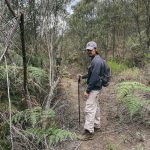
[54,64,150,150]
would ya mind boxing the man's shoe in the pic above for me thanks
[78,130,94,141]
[94,127,102,132]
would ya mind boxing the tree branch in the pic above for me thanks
[45,77,60,109]
[5,0,16,17]
[0,16,20,62]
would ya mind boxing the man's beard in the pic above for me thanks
[88,53,94,58]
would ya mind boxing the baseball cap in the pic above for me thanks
[86,41,97,50]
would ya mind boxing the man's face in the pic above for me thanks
[87,48,96,57]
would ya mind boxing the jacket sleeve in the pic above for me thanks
[82,74,88,79]
[86,60,102,93]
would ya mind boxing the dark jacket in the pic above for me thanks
[82,55,104,93]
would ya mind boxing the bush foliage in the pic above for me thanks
[108,60,128,75]
[116,81,150,119]
[0,107,77,149]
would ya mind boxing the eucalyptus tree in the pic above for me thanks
[0,0,74,149]
[64,0,150,66]
[62,0,98,68]
[36,0,71,108]
[0,0,71,107]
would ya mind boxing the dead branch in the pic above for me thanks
[12,126,37,149]
[0,16,20,62]
[30,79,48,94]
[4,0,16,17]
[74,142,82,150]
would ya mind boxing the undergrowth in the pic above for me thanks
[0,107,77,149]
[116,82,150,119]
[117,67,141,82]
[0,65,48,105]
[107,60,128,75]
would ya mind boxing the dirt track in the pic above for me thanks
[60,76,150,150]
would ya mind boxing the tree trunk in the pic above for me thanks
[143,0,150,49]
[20,13,32,109]
[112,25,116,58]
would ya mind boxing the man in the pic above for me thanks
[78,41,105,140]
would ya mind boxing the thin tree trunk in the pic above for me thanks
[20,13,32,108]
[143,0,150,49]
[112,25,116,58]
[4,0,31,108]
[4,56,14,150]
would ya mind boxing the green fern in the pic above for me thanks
[0,102,17,113]
[116,82,150,118]
[116,82,150,100]
[9,50,23,66]
[11,107,55,126]
[0,65,48,101]
[10,107,77,146]
[0,65,22,81]
[24,127,77,146]
[0,65,48,84]
[124,95,145,117]
[28,66,48,85]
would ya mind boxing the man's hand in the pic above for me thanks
[77,74,82,80]
[84,91,89,99]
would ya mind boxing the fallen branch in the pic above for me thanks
[12,125,38,149]
[74,142,82,150]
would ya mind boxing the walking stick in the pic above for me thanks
[78,77,81,126]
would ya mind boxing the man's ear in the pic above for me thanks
[95,48,99,54]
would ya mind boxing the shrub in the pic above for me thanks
[1,107,77,149]
[117,67,141,82]
[116,82,150,119]
[107,60,128,75]
[0,65,48,103]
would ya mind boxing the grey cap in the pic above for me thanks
[86,41,97,50]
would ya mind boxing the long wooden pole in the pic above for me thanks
[78,78,81,126]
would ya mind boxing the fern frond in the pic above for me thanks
[24,127,77,146]
[0,65,22,81]
[49,129,77,145]
[28,66,48,85]
[11,107,55,126]
[9,51,22,66]
[30,107,42,127]
[116,82,150,101]
[5,107,77,146]
[124,95,145,117]
[42,109,55,119]
[116,81,150,118]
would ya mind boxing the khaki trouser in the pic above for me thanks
[84,90,100,133]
